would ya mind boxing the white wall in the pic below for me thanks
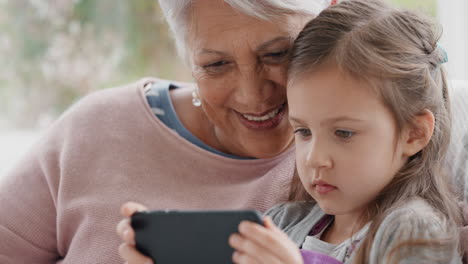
[438,0,468,80]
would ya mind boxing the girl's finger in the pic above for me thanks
[118,243,154,264]
[232,250,261,264]
[229,234,282,264]
[237,220,297,262]
[263,216,287,236]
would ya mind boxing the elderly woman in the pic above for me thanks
[0,0,329,263]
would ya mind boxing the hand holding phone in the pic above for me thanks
[131,210,263,264]
[118,202,154,264]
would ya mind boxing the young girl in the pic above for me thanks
[228,0,463,263]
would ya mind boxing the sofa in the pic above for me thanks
[447,80,468,202]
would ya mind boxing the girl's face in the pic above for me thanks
[287,65,408,217]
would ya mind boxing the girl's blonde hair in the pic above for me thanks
[287,0,462,262]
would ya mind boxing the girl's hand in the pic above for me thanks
[116,202,154,264]
[229,216,303,264]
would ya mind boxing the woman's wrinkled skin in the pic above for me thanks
[170,0,308,159]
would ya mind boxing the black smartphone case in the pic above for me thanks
[131,210,263,264]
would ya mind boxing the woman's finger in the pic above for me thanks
[120,202,148,217]
[118,202,149,262]
[119,243,154,264]
[116,218,135,244]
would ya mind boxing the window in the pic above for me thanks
[0,0,465,176]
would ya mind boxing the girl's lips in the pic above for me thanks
[312,180,337,195]
[314,184,337,195]
[235,103,287,131]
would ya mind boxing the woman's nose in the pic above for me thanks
[234,63,273,105]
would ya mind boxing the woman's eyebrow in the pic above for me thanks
[197,36,291,56]
[198,49,228,56]
[255,36,292,52]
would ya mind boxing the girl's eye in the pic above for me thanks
[294,128,312,138]
[335,130,355,140]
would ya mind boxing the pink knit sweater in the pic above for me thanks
[0,78,296,263]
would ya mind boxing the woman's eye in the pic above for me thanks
[203,61,230,71]
[263,50,289,63]
[335,130,355,140]
[266,50,288,57]
[294,128,312,138]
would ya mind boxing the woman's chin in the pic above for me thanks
[240,137,294,159]
[234,123,294,159]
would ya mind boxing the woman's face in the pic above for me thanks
[188,0,308,158]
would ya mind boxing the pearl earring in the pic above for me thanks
[191,90,202,107]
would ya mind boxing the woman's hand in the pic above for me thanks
[117,202,154,264]
[229,216,303,264]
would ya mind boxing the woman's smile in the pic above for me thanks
[235,103,288,131]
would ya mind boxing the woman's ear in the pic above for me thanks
[401,109,435,157]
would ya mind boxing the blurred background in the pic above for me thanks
[0,0,467,174]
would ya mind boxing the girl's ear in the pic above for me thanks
[401,109,435,157]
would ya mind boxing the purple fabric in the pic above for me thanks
[309,215,334,236]
[300,249,343,264]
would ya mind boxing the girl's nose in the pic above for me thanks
[305,140,333,170]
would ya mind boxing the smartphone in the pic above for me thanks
[131,209,264,264]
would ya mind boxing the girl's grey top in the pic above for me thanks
[265,198,462,264]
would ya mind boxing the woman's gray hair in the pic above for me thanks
[158,0,331,63]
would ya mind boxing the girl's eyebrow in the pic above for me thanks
[322,116,365,124]
[288,115,365,124]
[288,116,304,124]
